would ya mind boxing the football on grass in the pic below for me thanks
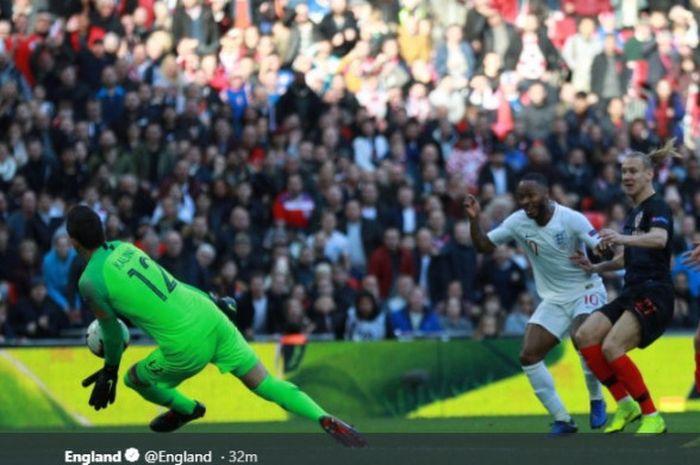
[86,319,130,358]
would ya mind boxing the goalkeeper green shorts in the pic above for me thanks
[134,318,259,388]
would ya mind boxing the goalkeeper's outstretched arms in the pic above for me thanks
[80,279,123,410]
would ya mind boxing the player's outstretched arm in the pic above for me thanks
[464,194,497,254]
[599,227,668,249]
[570,250,624,273]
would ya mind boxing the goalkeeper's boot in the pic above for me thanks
[635,414,667,435]
[549,419,578,436]
[150,401,206,433]
[604,398,641,433]
[589,399,608,429]
[320,416,367,448]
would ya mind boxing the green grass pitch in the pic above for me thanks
[19,412,700,433]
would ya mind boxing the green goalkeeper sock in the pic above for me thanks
[125,373,196,415]
[252,374,328,421]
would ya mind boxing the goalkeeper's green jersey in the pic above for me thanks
[79,241,226,353]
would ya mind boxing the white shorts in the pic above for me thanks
[528,284,608,340]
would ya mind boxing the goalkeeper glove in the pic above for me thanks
[209,292,238,316]
[82,364,119,411]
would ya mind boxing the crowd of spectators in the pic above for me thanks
[1,0,700,344]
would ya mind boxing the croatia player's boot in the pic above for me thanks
[150,401,206,432]
[589,399,607,429]
[320,416,367,448]
[635,414,667,434]
[549,419,578,436]
[604,399,641,433]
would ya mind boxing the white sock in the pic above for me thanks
[523,361,570,422]
[578,352,603,401]
[618,395,633,405]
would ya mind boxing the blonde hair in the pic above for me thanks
[627,138,683,169]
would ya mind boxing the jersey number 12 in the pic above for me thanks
[127,257,177,301]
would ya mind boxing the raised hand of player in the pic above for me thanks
[599,228,624,247]
[570,251,594,273]
[463,194,481,219]
[681,244,700,271]
[82,364,119,411]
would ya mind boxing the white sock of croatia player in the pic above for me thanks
[523,361,571,422]
[578,353,604,401]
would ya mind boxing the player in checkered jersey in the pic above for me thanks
[573,141,681,434]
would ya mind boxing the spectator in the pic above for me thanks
[230,232,265,283]
[172,0,220,56]
[90,0,125,35]
[672,271,699,328]
[478,147,517,197]
[558,148,594,206]
[318,0,358,58]
[439,296,473,336]
[368,227,415,300]
[434,24,475,89]
[186,242,216,292]
[0,222,16,283]
[515,14,561,83]
[275,72,324,132]
[479,245,527,311]
[9,277,67,338]
[340,199,382,275]
[561,17,603,93]
[96,66,125,126]
[47,147,88,203]
[236,272,275,339]
[19,138,53,194]
[414,227,446,305]
[41,233,79,314]
[519,82,557,143]
[385,184,420,235]
[345,290,387,341]
[6,191,39,247]
[312,209,349,265]
[502,292,536,336]
[389,287,441,335]
[592,163,625,209]
[646,78,685,142]
[0,295,14,341]
[483,10,522,71]
[475,313,501,339]
[0,46,31,101]
[158,230,188,281]
[442,220,478,302]
[310,294,346,339]
[352,118,389,172]
[272,173,316,232]
[590,34,629,100]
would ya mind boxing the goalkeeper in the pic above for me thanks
[68,206,364,447]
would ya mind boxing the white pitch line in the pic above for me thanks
[0,350,92,427]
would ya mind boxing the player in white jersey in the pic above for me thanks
[464,173,609,435]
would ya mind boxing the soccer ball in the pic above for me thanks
[85,319,130,358]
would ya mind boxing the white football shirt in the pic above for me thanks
[487,203,603,304]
